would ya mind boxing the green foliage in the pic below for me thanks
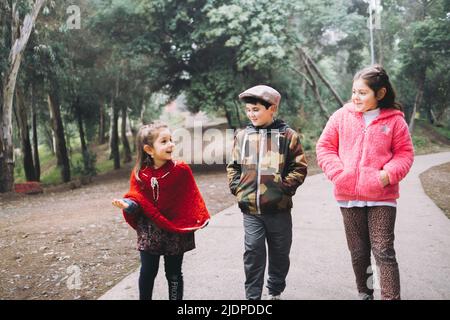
[72,149,97,177]
[204,0,291,70]
[393,0,449,121]
[41,167,63,186]
[412,135,428,149]
[435,126,450,140]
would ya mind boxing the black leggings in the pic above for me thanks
[139,250,184,300]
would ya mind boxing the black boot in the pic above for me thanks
[167,275,183,300]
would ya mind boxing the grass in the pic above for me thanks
[434,126,450,140]
[96,158,115,174]
[41,167,63,185]
[14,143,130,186]
[411,120,450,155]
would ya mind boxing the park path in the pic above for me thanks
[99,152,450,300]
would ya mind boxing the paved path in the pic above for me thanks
[99,152,450,300]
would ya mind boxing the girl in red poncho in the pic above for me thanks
[112,122,210,300]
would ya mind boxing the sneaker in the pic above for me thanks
[358,293,374,300]
[269,294,281,300]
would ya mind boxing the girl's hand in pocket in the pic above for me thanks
[380,170,390,187]
[112,199,129,210]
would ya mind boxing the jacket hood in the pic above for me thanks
[246,118,289,132]
[344,102,404,121]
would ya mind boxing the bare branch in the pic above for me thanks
[299,51,331,120]
[300,48,345,107]
[291,67,313,87]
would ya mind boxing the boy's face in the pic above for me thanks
[245,103,276,128]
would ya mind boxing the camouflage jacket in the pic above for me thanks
[226,119,308,215]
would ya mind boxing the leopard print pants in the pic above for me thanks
[340,206,401,300]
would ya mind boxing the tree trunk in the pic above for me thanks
[428,107,438,125]
[121,104,132,163]
[98,97,106,144]
[65,129,72,156]
[75,97,90,174]
[376,30,384,65]
[110,102,120,169]
[0,0,45,192]
[108,99,114,160]
[31,84,40,181]
[13,98,20,140]
[47,95,61,165]
[108,74,121,167]
[43,125,55,155]
[300,52,331,120]
[48,91,71,182]
[130,118,137,153]
[140,98,146,125]
[140,89,148,125]
[109,76,120,169]
[233,102,243,128]
[16,87,36,181]
[409,69,426,133]
[298,48,344,107]
[223,105,235,129]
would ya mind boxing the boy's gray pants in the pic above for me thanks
[243,212,292,300]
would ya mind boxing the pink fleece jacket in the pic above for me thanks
[316,103,414,201]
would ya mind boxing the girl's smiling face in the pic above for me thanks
[352,79,380,113]
[144,128,175,167]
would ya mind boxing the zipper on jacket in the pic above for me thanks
[354,118,366,198]
[354,115,383,198]
[256,130,265,214]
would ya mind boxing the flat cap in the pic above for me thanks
[238,85,281,107]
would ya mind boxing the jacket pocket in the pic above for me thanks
[236,172,257,211]
[230,173,243,196]
[333,168,357,197]
[260,173,286,209]
[272,173,291,196]
[357,167,385,198]
[259,179,292,213]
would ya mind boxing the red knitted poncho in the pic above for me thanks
[122,160,210,233]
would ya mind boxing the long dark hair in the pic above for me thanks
[353,64,403,111]
[134,122,168,182]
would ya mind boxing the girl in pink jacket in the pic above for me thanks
[316,65,414,300]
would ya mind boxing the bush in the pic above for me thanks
[412,135,427,149]
[72,149,97,177]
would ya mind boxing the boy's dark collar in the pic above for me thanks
[247,118,287,131]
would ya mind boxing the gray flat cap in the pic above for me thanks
[238,85,281,107]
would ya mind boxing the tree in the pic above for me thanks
[1,0,45,193]
[134,0,305,128]
[397,0,449,132]
[15,85,37,181]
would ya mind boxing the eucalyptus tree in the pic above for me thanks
[0,0,45,192]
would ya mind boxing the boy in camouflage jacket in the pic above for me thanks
[227,85,307,300]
